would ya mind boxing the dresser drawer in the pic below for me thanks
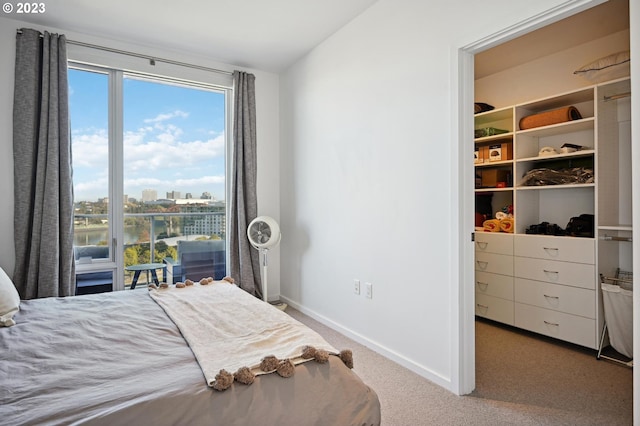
[475,252,513,276]
[476,271,514,300]
[514,257,595,290]
[514,235,594,264]
[475,232,514,255]
[476,293,514,325]
[515,278,595,318]
[515,303,596,349]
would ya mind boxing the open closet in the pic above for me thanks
[473,0,632,361]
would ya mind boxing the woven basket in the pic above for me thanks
[519,106,582,130]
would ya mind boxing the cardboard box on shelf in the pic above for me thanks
[481,169,510,188]
[488,142,513,161]
[474,145,489,164]
[474,146,482,164]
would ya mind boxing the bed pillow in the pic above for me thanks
[0,267,20,327]
[573,50,630,83]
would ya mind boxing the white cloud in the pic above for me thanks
[143,110,189,124]
[71,116,226,200]
[71,129,109,168]
[74,176,108,200]
[124,134,225,172]
[125,175,225,190]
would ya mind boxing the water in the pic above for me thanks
[74,224,177,246]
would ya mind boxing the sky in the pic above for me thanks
[68,68,227,203]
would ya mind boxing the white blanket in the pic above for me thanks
[149,281,338,388]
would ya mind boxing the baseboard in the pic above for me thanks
[279,295,454,392]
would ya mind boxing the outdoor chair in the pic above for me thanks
[164,240,226,283]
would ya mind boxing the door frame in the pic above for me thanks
[453,0,611,396]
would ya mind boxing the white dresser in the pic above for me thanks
[474,232,514,325]
[513,235,597,348]
[474,233,599,349]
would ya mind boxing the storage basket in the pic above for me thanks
[600,270,633,359]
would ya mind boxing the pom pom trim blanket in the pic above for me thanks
[149,280,339,389]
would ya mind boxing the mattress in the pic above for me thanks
[0,289,380,426]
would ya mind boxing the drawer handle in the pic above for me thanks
[543,294,560,307]
[476,242,488,249]
[543,247,559,251]
[544,320,560,327]
[543,269,559,274]
[476,281,489,289]
[476,261,488,269]
[476,304,489,309]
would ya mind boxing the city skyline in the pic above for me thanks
[69,69,227,202]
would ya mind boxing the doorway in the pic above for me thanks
[456,0,633,402]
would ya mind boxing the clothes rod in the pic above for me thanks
[16,29,233,76]
[600,235,632,242]
[603,92,631,102]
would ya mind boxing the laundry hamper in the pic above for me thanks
[597,270,633,366]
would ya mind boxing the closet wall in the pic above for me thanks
[475,29,629,110]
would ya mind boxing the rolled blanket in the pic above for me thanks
[519,106,582,130]
[483,219,501,232]
[499,218,514,233]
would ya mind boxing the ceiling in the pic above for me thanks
[8,0,629,76]
[475,0,629,79]
[8,0,379,73]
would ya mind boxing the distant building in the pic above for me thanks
[166,190,181,199]
[181,202,226,239]
[142,189,157,202]
[144,199,175,206]
[174,199,210,205]
[185,193,192,199]
[201,192,213,200]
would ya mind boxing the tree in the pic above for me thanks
[137,229,150,244]
[123,246,139,267]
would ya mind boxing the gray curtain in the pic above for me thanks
[13,28,75,299]
[229,71,262,298]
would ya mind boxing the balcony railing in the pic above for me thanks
[74,211,226,289]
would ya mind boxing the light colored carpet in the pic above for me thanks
[288,309,633,425]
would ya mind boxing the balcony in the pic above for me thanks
[73,211,226,293]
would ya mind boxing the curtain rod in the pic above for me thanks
[16,29,233,76]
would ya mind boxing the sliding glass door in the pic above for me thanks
[69,65,229,293]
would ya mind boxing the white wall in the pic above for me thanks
[630,0,639,420]
[0,16,281,298]
[278,0,604,391]
[0,19,16,276]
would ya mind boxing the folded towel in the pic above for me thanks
[499,218,514,233]
[483,219,501,232]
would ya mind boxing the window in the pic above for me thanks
[69,62,230,292]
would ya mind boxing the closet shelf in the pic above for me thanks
[516,117,594,138]
[475,187,513,193]
[598,225,632,232]
[475,159,512,168]
[516,150,595,164]
[475,133,513,144]
[516,183,595,191]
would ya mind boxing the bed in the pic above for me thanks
[0,277,381,426]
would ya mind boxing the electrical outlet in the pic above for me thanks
[354,279,360,295]
[365,282,372,299]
